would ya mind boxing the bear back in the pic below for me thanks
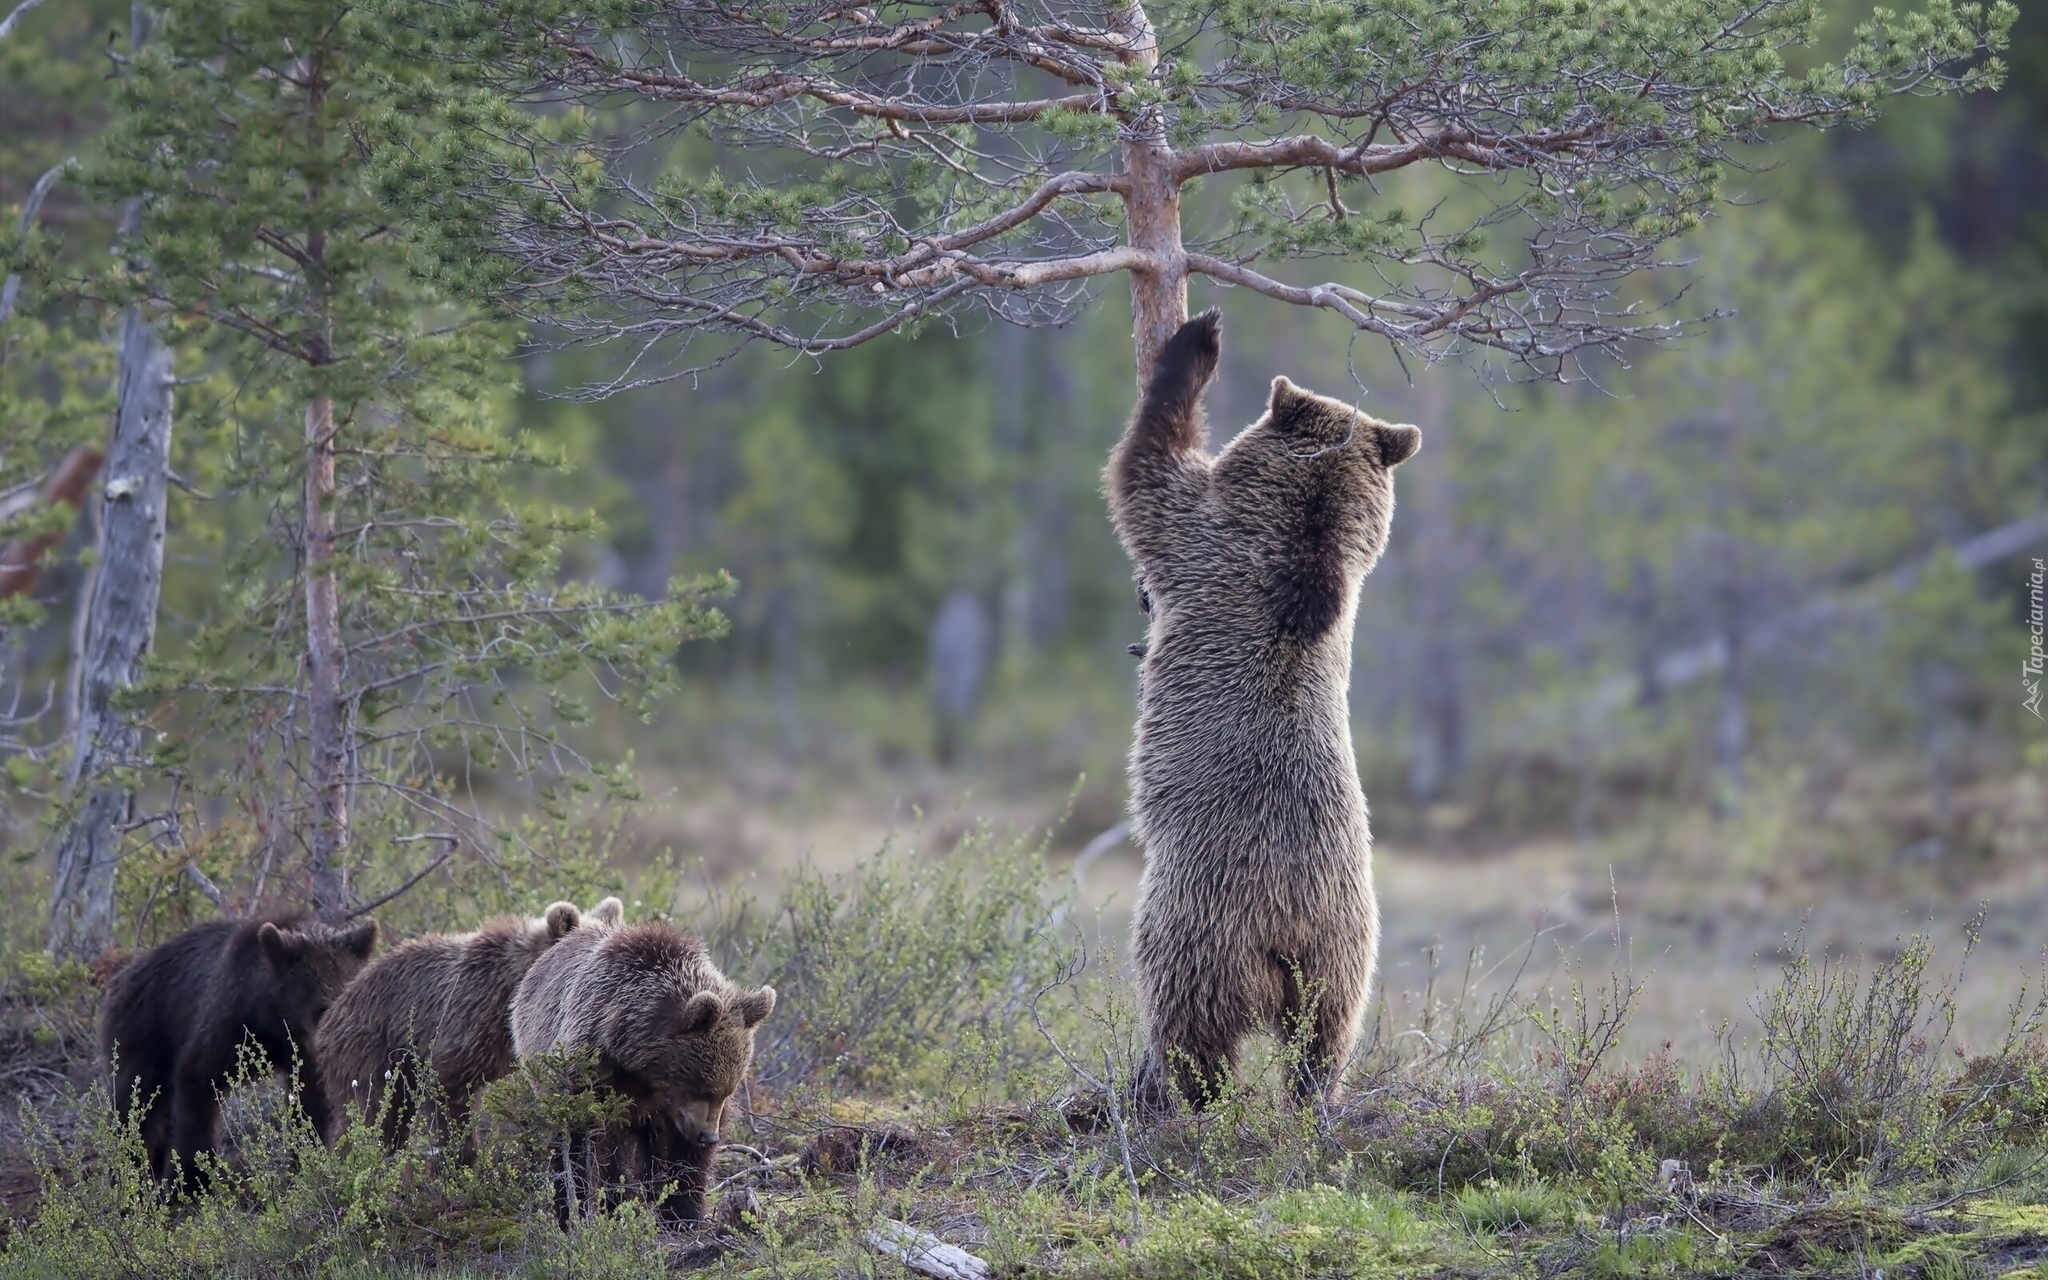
[102,914,380,1071]
[315,897,620,1142]
[511,921,775,1111]
[1208,378,1419,645]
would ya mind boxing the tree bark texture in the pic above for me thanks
[1123,134,1186,383]
[303,391,349,922]
[1112,0,1185,382]
[46,308,173,960]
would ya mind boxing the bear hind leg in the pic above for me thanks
[1137,1040,1237,1114]
[1136,977,1254,1112]
[1274,952,1369,1106]
[168,1059,223,1195]
[113,1060,173,1180]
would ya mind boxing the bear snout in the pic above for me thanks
[674,1098,722,1145]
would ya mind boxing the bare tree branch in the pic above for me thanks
[0,162,68,326]
[0,0,51,43]
[345,838,458,920]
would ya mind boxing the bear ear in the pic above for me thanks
[1376,422,1421,468]
[258,922,303,969]
[676,990,723,1036]
[543,902,581,940]
[737,985,776,1029]
[590,896,624,927]
[341,920,379,959]
[1267,376,1311,417]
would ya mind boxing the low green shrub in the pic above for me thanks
[696,826,1085,1099]
[0,844,2045,1277]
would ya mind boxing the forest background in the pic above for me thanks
[2,0,2048,1273]
[2,0,2045,1060]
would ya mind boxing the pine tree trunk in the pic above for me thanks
[300,56,348,920]
[1113,1,1184,381]
[46,308,173,960]
[303,391,349,921]
[0,445,102,603]
[1123,143,1185,382]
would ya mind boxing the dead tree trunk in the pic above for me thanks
[1403,376,1466,803]
[46,308,173,960]
[1713,609,1748,821]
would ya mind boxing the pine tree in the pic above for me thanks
[374,0,2012,381]
[80,0,728,923]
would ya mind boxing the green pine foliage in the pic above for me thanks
[352,0,2015,374]
[69,0,730,914]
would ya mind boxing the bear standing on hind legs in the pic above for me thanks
[1106,309,1420,1110]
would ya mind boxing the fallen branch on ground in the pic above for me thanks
[863,1219,990,1280]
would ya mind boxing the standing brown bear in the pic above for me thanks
[99,914,379,1190]
[1106,309,1420,1109]
[510,921,774,1226]
[315,896,624,1147]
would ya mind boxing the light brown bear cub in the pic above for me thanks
[511,921,774,1226]
[1107,309,1420,1109]
[316,896,623,1147]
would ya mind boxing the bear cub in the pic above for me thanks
[510,920,774,1226]
[1107,309,1419,1110]
[316,896,624,1147]
[100,914,379,1190]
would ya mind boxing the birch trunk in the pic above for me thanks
[46,309,173,960]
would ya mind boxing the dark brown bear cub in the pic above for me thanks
[510,921,774,1226]
[1107,309,1419,1110]
[315,896,622,1148]
[100,914,379,1190]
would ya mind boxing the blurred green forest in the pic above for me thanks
[2,0,2044,898]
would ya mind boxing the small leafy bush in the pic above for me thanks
[2,1044,645,1277]
[697,827,1080,1097]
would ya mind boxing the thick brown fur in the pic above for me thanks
[510,921,774,1226]
[1106,309,1421,1110]
[314,896,623,1148]
[99,914,379,1191]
